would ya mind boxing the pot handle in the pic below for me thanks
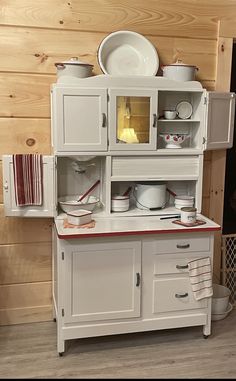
[55,63,65,70]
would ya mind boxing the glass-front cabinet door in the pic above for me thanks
[108,89,158,150]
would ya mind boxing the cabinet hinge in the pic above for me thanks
[61,252,64,260]
[202,137,206,144]
[107,93,110,102]
[204,96,207,105]
[62,308,64,317]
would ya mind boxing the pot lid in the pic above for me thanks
[55,57,93,67]
[161,60,198,70]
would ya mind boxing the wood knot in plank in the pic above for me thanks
[221,43,225,52]
[26,138,36,147]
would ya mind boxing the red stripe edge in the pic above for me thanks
[57,226,221,239]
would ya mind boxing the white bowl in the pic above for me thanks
[67,209,92,226]
[211,302,233,321]
[160,133,190,149]
[97,30,159,76]
[212,283,231,314]
[59,195,99,213]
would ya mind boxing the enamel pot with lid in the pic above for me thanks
[161,60,198,81]
[55,57,94,79]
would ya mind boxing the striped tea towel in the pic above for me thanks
[13,154,43,206]
[188,257,213,301]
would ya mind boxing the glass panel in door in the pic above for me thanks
[117,96,150,144]
[109,89,157,151]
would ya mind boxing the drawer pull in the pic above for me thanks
[176,264,189,270]
[153,113,157,127]
[176,244,190,249]
[136,272,141,287]
[175,292,188,298]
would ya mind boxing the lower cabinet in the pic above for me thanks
[53,231,214,355]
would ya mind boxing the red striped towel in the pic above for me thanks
[188,257,213,301]
[13,154,43,206]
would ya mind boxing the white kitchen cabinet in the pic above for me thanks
[60,239,141,324]
[53,229,216,355]
[52,87,108,152]
[51,76,235,154]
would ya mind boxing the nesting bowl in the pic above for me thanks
[59,195,99,213]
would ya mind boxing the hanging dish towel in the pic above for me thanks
[188,257,213,301]
[13,154,43,206]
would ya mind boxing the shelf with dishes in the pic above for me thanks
[109,179,200,217]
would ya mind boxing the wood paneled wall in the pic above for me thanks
[0,0,236,325]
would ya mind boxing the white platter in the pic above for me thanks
[176,101,193,119]
[97,30,159,76]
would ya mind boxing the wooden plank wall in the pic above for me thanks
[0,0,236,325]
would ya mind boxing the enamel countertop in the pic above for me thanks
[55,213,220,239]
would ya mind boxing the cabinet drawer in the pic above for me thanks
[153,278,207,313]
[154,254,208,275]
[150,236,210,255]
[111,156,200,179]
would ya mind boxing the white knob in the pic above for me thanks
[3,182,8,190]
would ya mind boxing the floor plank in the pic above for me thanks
[0,310,235,378]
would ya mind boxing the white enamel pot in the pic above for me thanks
[135,182,166,210]
[161,60,198,81]
[55,57,93,79]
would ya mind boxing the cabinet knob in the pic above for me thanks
[176,264,188,269]
[175,292,188,298]
[3,182,8,191]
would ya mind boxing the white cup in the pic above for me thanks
[164,110,178,120]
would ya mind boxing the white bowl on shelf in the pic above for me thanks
[59,195,100,213]
[160,133,190,148]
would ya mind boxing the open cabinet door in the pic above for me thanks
[2,155,56,217]
[205,92,235,150]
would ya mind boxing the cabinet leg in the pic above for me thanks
[57,339,65,355]
[203,320,211,338]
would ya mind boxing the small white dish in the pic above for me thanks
[67,209,92,226]
[176,101,193,119]
[211,302,233,321]
[97,30,159,76]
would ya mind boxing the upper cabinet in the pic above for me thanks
[52,87,108,152]
[51,77,235,154]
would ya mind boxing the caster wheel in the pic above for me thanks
[53,318,56,322]
[203,334,210,339]
[59,352,63,357]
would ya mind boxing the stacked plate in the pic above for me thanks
[97,30,159,76]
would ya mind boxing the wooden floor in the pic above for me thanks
[0,311,236,379]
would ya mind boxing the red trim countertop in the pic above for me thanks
[55,213,221,239]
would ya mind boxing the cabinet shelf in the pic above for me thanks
[158,119,200,123]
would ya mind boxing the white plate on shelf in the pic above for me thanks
[176,101,193,119]
[97,30,159,76]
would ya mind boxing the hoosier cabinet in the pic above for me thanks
[2,75,234,354]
